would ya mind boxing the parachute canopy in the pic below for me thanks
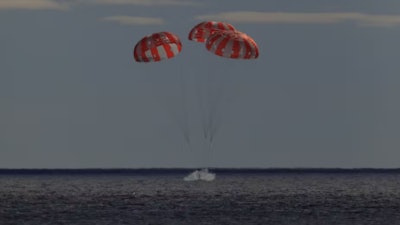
[134,31,182,62]
[188,21,236,43]
[205,31,259,59]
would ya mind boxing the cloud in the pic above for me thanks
[82,0,198,6]
[101,16,165,25]
[196,11,400,27]
[0,0,199,10]
[0,0,67,10]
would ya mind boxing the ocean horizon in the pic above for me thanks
[1,167,400,175]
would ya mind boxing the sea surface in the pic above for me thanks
[1,169,400,225]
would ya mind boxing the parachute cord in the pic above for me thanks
[206,70,212,142]
[202,134,212,169]
[206,71,213,142]
[206,136,214,169]
[179,61,191,147]
[210,60,245,143]
[194,65,208,141]
[144,62,192,151]
[209,79,238,141]
[202,60,225,167]
[207,72,225,143]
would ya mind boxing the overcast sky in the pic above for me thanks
[1,0,400,168]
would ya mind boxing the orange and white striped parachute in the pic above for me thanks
[205,30,259,59]
[188,21,236,43]
[134,31,182,62]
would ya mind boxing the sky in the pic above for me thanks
[1,0,400,169]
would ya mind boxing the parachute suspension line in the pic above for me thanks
[143,63,190,152]
[206,73,215,147]
[150,70,182,133]
[205,66,220,163]
[195,65,208,141]
[205,70,213,143]
[202,61,226,168]
[178,61,191,149]
[212,60,245,141]
[207,70,226,145]
[194,59,215,168]
[204,135,214,169]
[205,59,233,148]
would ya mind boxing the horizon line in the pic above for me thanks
[1,167,400,174]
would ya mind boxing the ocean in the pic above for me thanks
[1,169,400,225]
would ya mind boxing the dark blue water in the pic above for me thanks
[1,169,400,225]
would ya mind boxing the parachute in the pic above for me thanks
[133,31,190,149]
[205,31,259,59]
[132,24,259,170]
[187,22,259,168]
[134,31,182,62]
[188,21,236,43]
